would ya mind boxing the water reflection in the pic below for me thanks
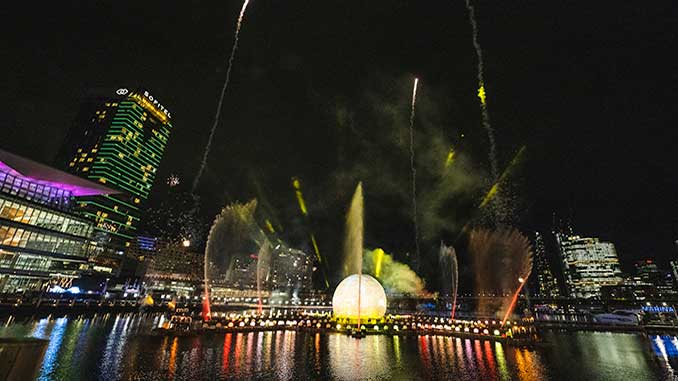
[0,314,673,380]
[38,317,67,380]
[329,334,391,381]
[651,335,678,377]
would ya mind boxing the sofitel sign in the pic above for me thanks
[143,90,171,119]
[115,88,171,119]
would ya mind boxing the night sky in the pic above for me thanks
[3,1,677,278]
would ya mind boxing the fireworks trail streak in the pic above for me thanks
[192,0,252,192]
[409,77,421,267]
[465,0,498,182]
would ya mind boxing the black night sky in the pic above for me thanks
[3,1,677,280]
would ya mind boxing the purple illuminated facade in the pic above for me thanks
[0,149,118,293]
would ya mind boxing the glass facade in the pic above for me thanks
[56,89,172,248]
[0,193,96,293]
[0,170,72,210]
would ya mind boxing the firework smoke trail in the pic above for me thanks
[409,77,421,267]
[465,0,498,182]
[192,0,252,193]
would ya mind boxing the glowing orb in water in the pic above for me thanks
[332,274,387,319]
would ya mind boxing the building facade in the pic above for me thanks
[138,238,203,299]
[557,234,623,298]
[0,149,117,293]
[530,231,560,298]
[56,88,172,249]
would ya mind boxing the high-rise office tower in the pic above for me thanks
[531,232,560,298]
[557,233,623,298]
[56,88,172,249]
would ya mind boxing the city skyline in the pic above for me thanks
[3,1,677,271]
[2,2,678,379]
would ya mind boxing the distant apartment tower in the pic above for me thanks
[531,232,560,298]
[557,234,623,298]
[0,149,117,292]
[56,88,172,248]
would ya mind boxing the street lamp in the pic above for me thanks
[182,239,191,247]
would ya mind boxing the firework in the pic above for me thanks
[167,174,180,187]
[465,0,498,182]
[408,77,421,269]
[192,0,253,192]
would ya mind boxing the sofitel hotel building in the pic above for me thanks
[0,88,173,293]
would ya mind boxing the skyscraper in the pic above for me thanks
[530,232,560,298]
[557,234,623,298]
[56,88,172,249]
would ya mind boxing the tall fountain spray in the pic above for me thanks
[439,242,459,320]
[203,200,271,321]
[343,182,364,278]
[468,227,533,320]
[333,183,387,331]
[344,182,363,329]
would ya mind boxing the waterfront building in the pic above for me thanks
[55,88,173,250]
[556,234,623,298]
[0,149,117,293]
[139,238,203,299]
[530,231,560,298]
[208,244,314,301]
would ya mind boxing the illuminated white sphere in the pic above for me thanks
[332,274,387,319]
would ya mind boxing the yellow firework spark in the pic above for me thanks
[477,84,487,106]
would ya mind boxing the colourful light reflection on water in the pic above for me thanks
[0,314,673,380]
[651,335,678,377]
[494,341,510,380]
[37,317,67,381]
[222,333,231,373]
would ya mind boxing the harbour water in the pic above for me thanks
[0,313,675,380]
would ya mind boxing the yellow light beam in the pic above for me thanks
[445,147,456,168]
[292,177,329,289]
[292,178,308,216]
[264,219,276,234]
[478,145,527,208]
[310,234,329,289]
[373,248,385,279]
[479,183,498,208]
